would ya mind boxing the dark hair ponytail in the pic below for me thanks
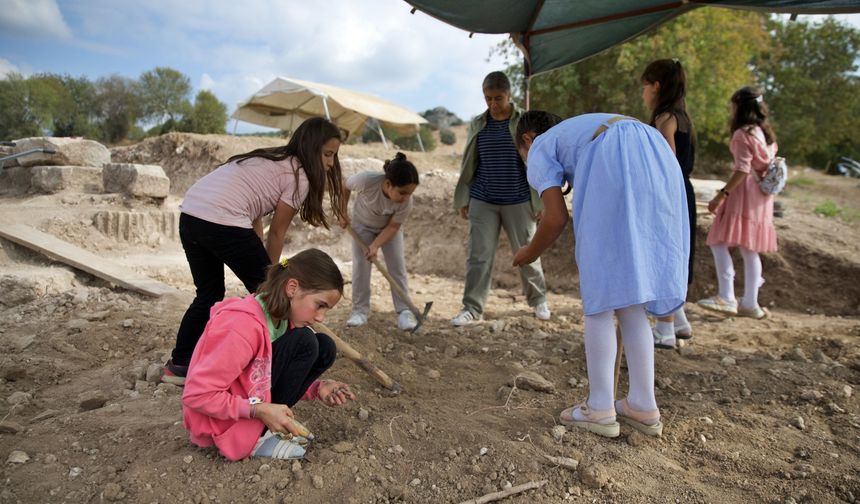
[641,58,691,132]
[383,152,419,187]
[515,110,563,149]
[730,86,776,145]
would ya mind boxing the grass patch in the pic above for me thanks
[814,200,842,218]
[787,176,815,187]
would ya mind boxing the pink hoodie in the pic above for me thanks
[182,295,320,461]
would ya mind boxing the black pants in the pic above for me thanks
[171,213,271,366]
[271,327,337,407]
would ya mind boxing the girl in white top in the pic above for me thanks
[341,152,420,330]
[163,118,347,385]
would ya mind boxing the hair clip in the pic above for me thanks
[280,257,289,268]
[671,57,679,64]
[755,95,763,103]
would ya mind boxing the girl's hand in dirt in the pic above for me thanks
[318,380,356,407]
[254,402,303,436]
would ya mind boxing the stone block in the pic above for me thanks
[13,137,111,168]
[0,166,33,194]
[103,163,170,199]
[30,165,103,194]
[340,157,384,177]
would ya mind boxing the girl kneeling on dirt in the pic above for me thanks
[341,152,420,331]
[512,112,689,438]
[164,117,347,385]
[182,248,355,461]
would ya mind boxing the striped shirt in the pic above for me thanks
[469,116,530,205]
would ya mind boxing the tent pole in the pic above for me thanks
[376,122,389,150]
[232,119,238,135]
[523,56,531,111]
[415,124,425,152]
[322,97,332,120]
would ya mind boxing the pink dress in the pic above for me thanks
[706,126,778,253]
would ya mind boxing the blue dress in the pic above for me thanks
[527,113,689,316]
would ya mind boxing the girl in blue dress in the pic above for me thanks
[512,111,689,438]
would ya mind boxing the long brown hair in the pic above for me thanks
[641,58,692,134]
[256,248,344,321]
[226,117,346,228]
[730,86,776,145]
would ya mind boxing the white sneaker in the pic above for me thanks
[450,309,480,326]
[346,312,367,327]
[534,302,551,321]
[397,310,418,331]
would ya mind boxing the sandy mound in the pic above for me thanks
[1,131,858,503]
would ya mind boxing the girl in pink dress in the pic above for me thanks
[697,87,778,319]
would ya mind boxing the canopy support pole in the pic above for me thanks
[415,124,425,152]
[376,122,389,150]
[322,97,332,120]
[231,119,238,135]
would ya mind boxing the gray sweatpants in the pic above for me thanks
[463,198,547,316]
[350,222,410,316]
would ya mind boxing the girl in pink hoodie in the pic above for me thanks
[182,248,355,461]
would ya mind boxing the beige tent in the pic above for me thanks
[231,77,428,149]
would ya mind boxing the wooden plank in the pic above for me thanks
[0,223,177,297]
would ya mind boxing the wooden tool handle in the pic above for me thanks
[312,322,402,393]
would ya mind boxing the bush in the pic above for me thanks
[439,128,456,145]
[393,125,436,151]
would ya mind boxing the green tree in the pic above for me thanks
[136,67,192,125]
[94,74,139,143]
[0,73,60,140]
[755,17,860,168]
[48,74,98,138]
[495,8,769,159]
[181,90,227,134]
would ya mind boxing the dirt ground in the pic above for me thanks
[1,129,859,504]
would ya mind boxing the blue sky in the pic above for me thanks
[1,1,858,134]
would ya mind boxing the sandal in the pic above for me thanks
[737,305,770,320]
[674,321,692,340]
[652,327,676,350]
[696,296,738,316]
[615,399,663,437]
[251,430,308,460]
[559,403,620,438]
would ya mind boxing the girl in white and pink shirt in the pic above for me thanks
[164,118,347,386]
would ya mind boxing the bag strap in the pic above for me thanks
[591,115,638,140]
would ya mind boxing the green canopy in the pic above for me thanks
[405,1,860,76]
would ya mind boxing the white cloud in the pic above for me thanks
[0,58,21,78]
[0,0,71,39]
[199,73,215,91]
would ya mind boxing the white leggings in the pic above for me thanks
[710,244,763,309]
[584,304,656,412]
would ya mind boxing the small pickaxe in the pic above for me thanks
[345,226,432,332]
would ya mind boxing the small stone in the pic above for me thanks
[699,417,714,424]
[742,388,751,397]
[444,346,459,358]
[800,390,824,402]
[102,483,124,501]
[626,430,645,447]
[0,421,23,434]
[568,378,578,388]
[784,347,809,362]
[394,444,404,454]
[479,447,488,456]
[728,451,740,461]
[677,345,695,357]
[122,319,134,328]
[501,480,513,490]
[183,455,193,464]
[145,363,163,383]
[689,392,703,402]
[427,369,441,380]
[410,478,421,487]
[720,356,737,366]
[7,450,29,464]
[580,464,609,489]
[78,390,108,411]
[551,425,566,442]
[358,408,369,421]
[332,441,354,453]
[7,391,32,405]
[842,385,853,398]
[69,467,82,478]
[656,377,673,389]
[490,320,505,333]
[509,370,555,393]
[44,454,57,463]
[312,475,324,489]
[790,416,805,430]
